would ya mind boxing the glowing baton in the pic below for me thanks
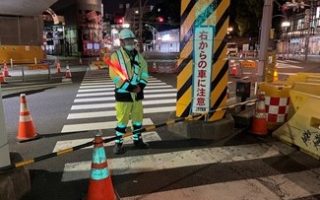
[104,57,128,81]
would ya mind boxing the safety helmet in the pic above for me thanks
[119,28,135,40]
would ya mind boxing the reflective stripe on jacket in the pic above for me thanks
[109,48,149,102]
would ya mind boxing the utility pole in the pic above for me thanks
[257,0,274,81]
[138,0,143,52]
[304,0,315,61]
[0,86,10,168]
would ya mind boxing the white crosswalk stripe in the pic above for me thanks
[74,93,176,103]
[78,85,173,93]
[53,131,161,152]
[67,106,176,119]
[71,99,176,110]
[60,141,294,181]
[61,118,154,133]
[76,89,177,97]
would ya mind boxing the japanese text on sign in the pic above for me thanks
[192,27,213,114]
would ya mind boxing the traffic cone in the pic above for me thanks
[273,69,278,82]
[65,65,72,78]
[3,61,11,77]
[16,94,39,142]
[87,132,117,200]
[250,92,268,136]
[56,61,61,74]
[152,62,157,73]
[0,70,7,84]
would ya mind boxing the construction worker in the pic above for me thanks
[109,28,149,154]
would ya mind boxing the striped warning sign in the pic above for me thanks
[176,0,230,121]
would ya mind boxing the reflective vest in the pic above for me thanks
[109,47,149,102]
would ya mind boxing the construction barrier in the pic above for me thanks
[259,82,291,130]
[0,45,45,64]
[273,81,320,159]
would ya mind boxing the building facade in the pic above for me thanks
[278,0,320,56]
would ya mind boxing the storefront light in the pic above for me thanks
[111,29,119,34]
[162,34,171,41]
[122,23,130,28]
[281,21,291,28]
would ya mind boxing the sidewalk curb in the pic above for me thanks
[2,82,72,98]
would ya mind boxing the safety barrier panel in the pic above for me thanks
[273,81,320,159]
[0,45,45,64]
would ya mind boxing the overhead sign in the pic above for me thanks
[240,60,257,68]
[192,26,214,114]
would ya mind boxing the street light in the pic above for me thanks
[281,21,291,27]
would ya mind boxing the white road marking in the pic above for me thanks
[61,118,154,133]
[53,131,161,152]
[67,106,176,119]
[76,89,177,97]
[79,82,168,89]
[276,63,303,69]
[80,80,164,86]
[78,85,173,93]
[71,99,176,110]
[74,93,176,103]
[61,141,295,181]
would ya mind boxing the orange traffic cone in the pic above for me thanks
[87,132,117,200]
[65,65,72,78]
[56,61,61,74]
[16,93,38,142]
[250,92,268,136]
[3,61,11,77]
[0,70,7,84]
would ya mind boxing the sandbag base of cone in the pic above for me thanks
[250,117,268,136]
[16,132,40,143]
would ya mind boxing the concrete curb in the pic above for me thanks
[2,82,72,98]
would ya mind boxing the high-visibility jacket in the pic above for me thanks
[109,48,149,102]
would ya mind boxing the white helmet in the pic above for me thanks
[119,28,135,40]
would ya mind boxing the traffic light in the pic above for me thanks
[115,16,124,24]
[157,16,164,23]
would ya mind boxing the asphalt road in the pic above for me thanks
[2,62,320,200]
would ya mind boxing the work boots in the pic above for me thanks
[134,138,148,149]
[113,143,125,154]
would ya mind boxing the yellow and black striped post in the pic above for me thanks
[177,0,230,121]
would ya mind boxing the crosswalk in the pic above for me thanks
[60,70,176,133]
[54,70,320,199]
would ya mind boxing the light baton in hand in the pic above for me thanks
[104,57,128,81]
